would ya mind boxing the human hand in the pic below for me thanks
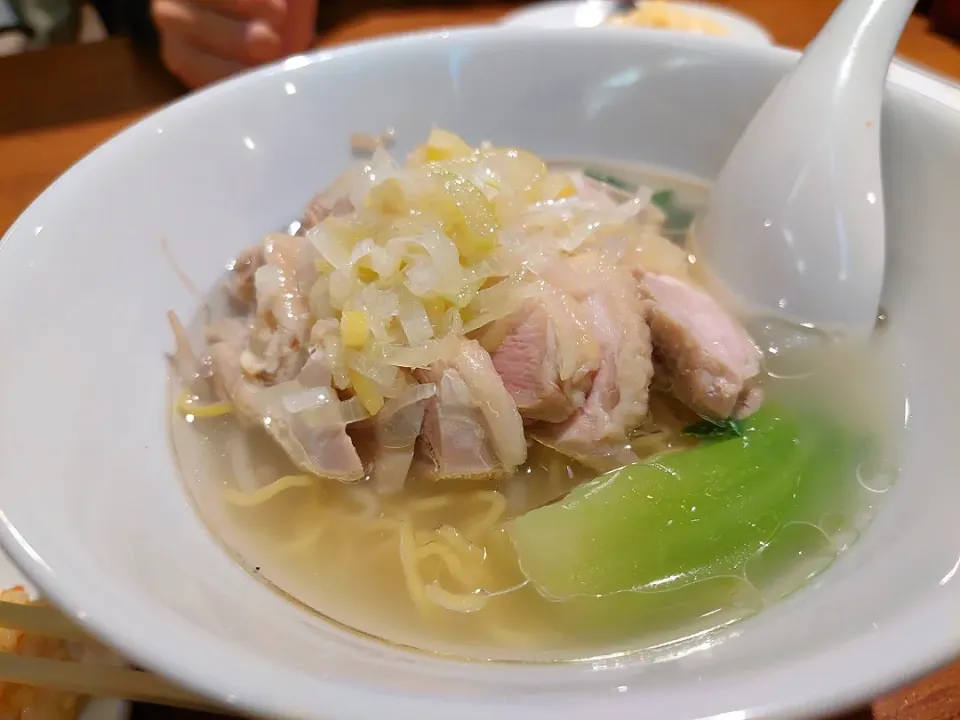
[153,0,318,88]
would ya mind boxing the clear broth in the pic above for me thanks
[170,161,904,662]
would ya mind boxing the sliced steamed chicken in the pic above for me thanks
[302,192,354,231]
[488,288,598,424]
[301,147,400,230]
[416,339,526,480]
[352,379,436,494]
[225,245,265,307]
[242,233,319,384]
[533,266,655,471]
[207,319,366,482]
[640,272,763,419]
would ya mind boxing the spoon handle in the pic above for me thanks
[797,0,917,113]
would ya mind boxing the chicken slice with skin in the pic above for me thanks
[640,272,763,420]
[225,246,265,307]
[416,339,526,480]
[351,380,435,494]
[242,234,318,384]
[302,194,354,231]
[489,289,597,424]
[533,267,654,471]
[207,319,365,482]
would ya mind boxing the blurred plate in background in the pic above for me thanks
[500,0,773,44]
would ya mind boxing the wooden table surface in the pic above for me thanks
[1,1,958,718]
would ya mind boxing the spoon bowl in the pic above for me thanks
[694,0,917,338]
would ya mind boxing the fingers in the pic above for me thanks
[278,0,318,55]
[196,0,287,30]
[160,34,248,88]
[154,0,282,64]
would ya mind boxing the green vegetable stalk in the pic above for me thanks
[509,404,864,638]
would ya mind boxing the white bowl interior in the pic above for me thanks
[1,29,960,720]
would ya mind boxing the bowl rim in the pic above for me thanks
[3,25,960,720]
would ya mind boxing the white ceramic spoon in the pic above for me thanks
[693,0,917,340]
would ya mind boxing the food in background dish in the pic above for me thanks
[608,0,728,35]
[167,129,900,661]
[0,587,88,719]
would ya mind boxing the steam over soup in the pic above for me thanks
[168,130,902,661]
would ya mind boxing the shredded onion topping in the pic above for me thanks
[225,130,690,419]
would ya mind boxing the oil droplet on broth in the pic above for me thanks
[818,512,860,551]
[746,317,828,380]
[856,455,898,494]
[744,522,839,602]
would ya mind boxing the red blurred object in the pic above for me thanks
[929,0,960,43]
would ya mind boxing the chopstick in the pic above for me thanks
[0,654,239,713]
[0,600,241,715]
[0,599,89,642]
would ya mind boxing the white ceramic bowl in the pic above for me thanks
[500,0,774,45]
[2,27,960,720]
